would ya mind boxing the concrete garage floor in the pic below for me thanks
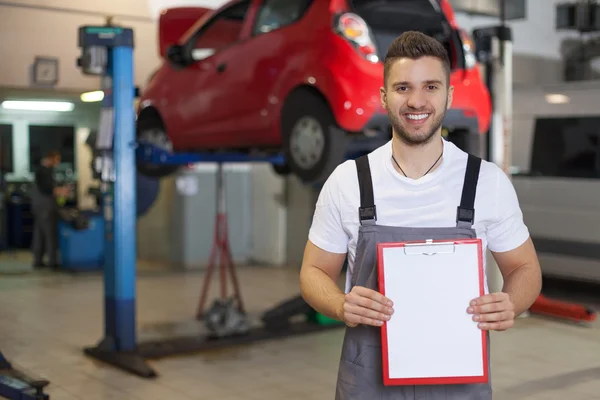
[0,253,599,400]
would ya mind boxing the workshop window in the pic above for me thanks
[0,124,14,173]
[252,0,313,35]
[193,0,251,52]
[28,125,75,173]
[529,116,600,179]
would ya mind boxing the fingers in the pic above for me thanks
[344,303,392,327]
[353,286,394,307]
[476,319,514,331]
[471,310,515,324]
[470,292,508,306]
[347,292,394,316]
[467,292,516,331]
[468,301,512,314]
[344,309,389,327]
[467,292,514,314]
[344,286,394,327]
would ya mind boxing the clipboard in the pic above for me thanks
[376,238,488,386]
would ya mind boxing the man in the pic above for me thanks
[299,31,542,399]
[31,150,68,269]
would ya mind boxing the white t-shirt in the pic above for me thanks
[308,139,530,293]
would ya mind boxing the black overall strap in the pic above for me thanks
[456,154,482,228]
[355,155,377,224]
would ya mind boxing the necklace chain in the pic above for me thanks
[392,149,443,178]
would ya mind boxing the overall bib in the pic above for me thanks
[335,154,492,400]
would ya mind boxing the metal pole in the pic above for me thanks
[487,22,513,296]
[111,44,137,351]
[216,163,227,300]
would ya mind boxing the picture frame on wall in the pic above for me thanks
[32,56,59,87]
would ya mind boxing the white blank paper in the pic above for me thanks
[380,241,485,382]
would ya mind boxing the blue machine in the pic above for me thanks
[58,212,105,271]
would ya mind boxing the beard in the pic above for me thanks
[388,100,447,147]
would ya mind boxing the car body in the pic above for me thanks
[137,0,492,182]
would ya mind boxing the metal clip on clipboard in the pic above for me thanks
[403,239,456,256]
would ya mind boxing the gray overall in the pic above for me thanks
[335,153,492,400]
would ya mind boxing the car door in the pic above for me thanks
[215,0,314,148]
[177,0,254,145]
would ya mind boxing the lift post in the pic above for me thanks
[76,23,156,378]
[473,24,513,295]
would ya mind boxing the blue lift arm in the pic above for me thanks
[134,134,387,168]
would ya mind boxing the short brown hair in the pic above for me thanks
[384,31,451,87]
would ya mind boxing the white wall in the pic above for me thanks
[0,0,161,91]
[249,164,287,266]
[147,0,222,17]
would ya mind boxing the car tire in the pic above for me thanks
[136,110,180,178]
[281,89,347,184]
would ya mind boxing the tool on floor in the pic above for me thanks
[0,350,50,400]
[529,294,597,324]
[204,297,251,338]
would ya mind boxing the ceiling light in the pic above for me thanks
[1,100,74,112]
[81,90,104,102]
[545,93,570,104]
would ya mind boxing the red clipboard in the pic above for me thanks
[376,238,489,386]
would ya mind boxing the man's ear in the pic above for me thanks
[446,85,454,110]
[380,87,387,110]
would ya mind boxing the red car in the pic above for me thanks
[137,0,491,182]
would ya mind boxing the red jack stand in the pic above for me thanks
[529,294,597,323]
[196,163,245,319]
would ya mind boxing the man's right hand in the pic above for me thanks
[341,286,394,327]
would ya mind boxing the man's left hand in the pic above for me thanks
[467,292,515,331]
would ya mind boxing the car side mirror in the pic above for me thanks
[167,45,189,67]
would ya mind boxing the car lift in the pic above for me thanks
[0,350,49,399]
[75,22,387,379]
[473,10,597,324]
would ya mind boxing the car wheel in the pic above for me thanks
[281,89,347,184]
[136,111,180,178]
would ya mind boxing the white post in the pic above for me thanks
[486,33,512,296]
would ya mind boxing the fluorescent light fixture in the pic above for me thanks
[81,90,104,102]
[545,93,570,104]
[1,100,74,112]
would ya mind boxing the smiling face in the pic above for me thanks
[381,55,453,146]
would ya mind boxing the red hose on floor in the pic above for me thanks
[529,294,597,323]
